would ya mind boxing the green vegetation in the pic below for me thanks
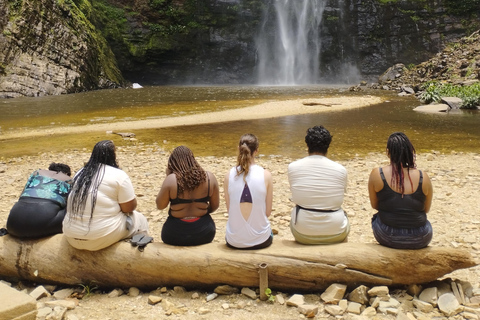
[264,288,275,303]
[420,81,480,109]
[444,0,480,16]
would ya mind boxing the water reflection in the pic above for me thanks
[0,86,478,159]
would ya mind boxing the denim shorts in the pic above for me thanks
[371,213,433,249]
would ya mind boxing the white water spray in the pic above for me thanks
[256,0,326,85]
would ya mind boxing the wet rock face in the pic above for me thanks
[0,0,478,96]
[0,0,124,98]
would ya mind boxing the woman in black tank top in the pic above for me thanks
[156,146,220,246]
[368,132,434,249]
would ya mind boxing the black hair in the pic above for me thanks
[168,146,207,195]
[68,140,119,224]
[386,132,416,195]
[305,125,332,154]
[48,162,71,176]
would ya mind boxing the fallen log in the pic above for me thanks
[0,235,476,292]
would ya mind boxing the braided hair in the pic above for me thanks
[236,133,259,182]
[387,132,416,195]
[68,140,119,223]
[305,125,332,154]
[168,146,207,195]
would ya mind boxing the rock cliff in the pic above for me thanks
[0,0,479,97]
[0,0,124,98]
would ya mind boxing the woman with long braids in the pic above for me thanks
[224,134,273,249]
[156,146,219,246]
[63,140,150,251]
[368,132,433,249]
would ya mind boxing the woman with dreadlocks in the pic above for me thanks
[63,140,150,251]
[368,132,433,249]
[156,146,219,246]
[224,134,273,249]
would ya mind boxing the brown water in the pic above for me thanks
[1,85,479,160]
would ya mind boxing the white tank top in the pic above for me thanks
[226,165,271,248]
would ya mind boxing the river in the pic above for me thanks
[0,85,478,159]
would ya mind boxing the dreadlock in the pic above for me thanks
[168,146,207,195]
[236,133,259,182]
[68,140,119,224]
[387,132,416,195]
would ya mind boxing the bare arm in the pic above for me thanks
[223,172,230,211]
[120,198,137,214]
[422,171,433,213]
[207,172,220,214]
[368,168,381,210]
[156,174,176,210]
[264,169,273,217]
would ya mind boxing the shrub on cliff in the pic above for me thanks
[420,81,480,109]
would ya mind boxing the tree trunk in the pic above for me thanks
[0,235,476,291]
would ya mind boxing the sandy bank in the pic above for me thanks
[0,96,383,140]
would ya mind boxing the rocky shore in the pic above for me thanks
[1,144,479,319]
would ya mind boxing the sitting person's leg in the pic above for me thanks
[161,215,216,246]
[226,233,273,250]
[126,210,150,238]
[7,198,64,238]
[290,223,350,244]
[371,214,432,249]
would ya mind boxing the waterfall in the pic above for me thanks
[256,0,326,85]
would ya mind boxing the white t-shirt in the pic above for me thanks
[226,165,271,248]
[288,155,348,236]
[63,165,136,239]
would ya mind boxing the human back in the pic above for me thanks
[156,145,219,246]
[368,132,433,249]
[224,133,273,249]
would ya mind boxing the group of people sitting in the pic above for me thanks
[3,125,433,252]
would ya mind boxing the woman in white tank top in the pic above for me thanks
[224,134,273,249]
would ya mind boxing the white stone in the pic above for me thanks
[348,285,369,304]
[321,283,347,304]
[276,294,285,305]
[378,297,400,309]
[108,289,123,298]
[413,299,434,313]
[241,287,257,300]
[206,293,218,302]
[53,288,73,300]
[44,299,77,310]
[346,301,362,314]
[148,295,162,305]
[419,287,437,306]
[286,294,305,307]
[325,304,345,316]
[37,307,53,319]
[368,286,389,297]
[361,306,376,317]
[298,304,318,317]
[198,307,210,315]
[128,287,140,297]
[338,299,348,312]
[29,286,50,300]
[438,293,462,316]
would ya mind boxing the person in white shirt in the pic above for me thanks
[288,126,349,244]
[224,134,273,249]
[63,140,150,251]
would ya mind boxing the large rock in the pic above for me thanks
[0,0,124,98]
[0,235,476,291]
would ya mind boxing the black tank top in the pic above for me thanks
[377,168,427,228]
[169,176,210,206]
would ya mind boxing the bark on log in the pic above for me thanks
[0,235,476,292]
